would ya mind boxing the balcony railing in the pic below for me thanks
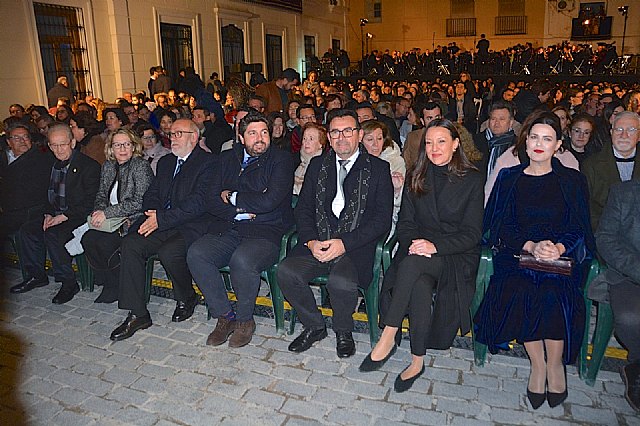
[446,18,476,37]
[495,16,528,35]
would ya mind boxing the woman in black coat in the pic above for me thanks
[359,119,484,392]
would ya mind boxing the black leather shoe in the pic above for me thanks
[110,312,152,341]
[547,365,567,408]
[336,331,356,358]
[527,389,547,409]
[10,277,49,294]
[394,365,425,393]
[546,389,567,408]
[288,327,328,353]
[359,344,397,372]
[172,297,197,322]
[52,285,79,304]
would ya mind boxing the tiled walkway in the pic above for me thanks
[1,267,637,425]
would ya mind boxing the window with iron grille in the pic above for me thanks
[373,2,382,18]
[160,23,194,84]
[364,0,382,23]
[304,35,316,58]
[496,0,527,35]
[33,2,93,100]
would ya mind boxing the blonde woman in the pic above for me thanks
[81,128,154,303]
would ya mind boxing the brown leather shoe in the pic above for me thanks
[206,317,236,346]
[228,319,256,348]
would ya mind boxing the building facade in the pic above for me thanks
[0,0,348,108]
[345,0,639,58]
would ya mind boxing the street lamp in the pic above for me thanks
[618,5,629,55]
[360,18,368,74]
[366,33,373,55]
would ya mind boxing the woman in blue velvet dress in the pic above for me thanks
[474,111,595,410]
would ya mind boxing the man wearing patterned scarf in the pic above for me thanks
[473,100,516,177]
[11,124,100,304]
[278,109,393,358]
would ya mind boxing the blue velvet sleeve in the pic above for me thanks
[497,197,527,252]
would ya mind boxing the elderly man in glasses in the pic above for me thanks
[0,123,54,248]
[583,111,640,231]
[11,124,100,304]
[277,109,393,358]
[110,118,216,341]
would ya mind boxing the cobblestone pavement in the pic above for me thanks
[1,268,637,426]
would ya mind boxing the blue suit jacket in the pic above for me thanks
[206,142,294,245]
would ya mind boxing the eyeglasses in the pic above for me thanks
[168,130,195,139]
[141,135,156,141]
[113,141,133,149]
[613,127,639,136]
[328,127,357,139]
[48,142,71,150]
[8,135,30,142]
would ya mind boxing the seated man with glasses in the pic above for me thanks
[1,122,54,250]
[583,111,640,231]
[110,118,216,341]
[277,109,393,358]
[11,124,100,304]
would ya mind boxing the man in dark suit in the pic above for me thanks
[191,106,234,154]
[277,109,393,358]
[583,111,640,231]
[11,124,100,304]
[446,82,477,134]
[187,112,293,348]
[473,100,516,177]
[0,123,54,244]
[110,118,216,341]
[591,181,640,412]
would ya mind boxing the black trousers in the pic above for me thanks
[118,229,194,316]
[610,280,640,364]
[81,230,122,290]
[277,253,359,333]
[383,255,443,356]
[18,216,78,288]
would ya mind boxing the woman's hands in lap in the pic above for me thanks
[523,240,566,261]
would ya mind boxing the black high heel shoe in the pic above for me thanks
[547,366,568,408]
[527,388,546,410]
[359,344,397,372]
[394,364,425,393]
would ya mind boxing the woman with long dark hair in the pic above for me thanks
[359,118,484,393]
[475,111,595,409]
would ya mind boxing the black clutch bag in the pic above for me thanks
[516,251,574,276]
